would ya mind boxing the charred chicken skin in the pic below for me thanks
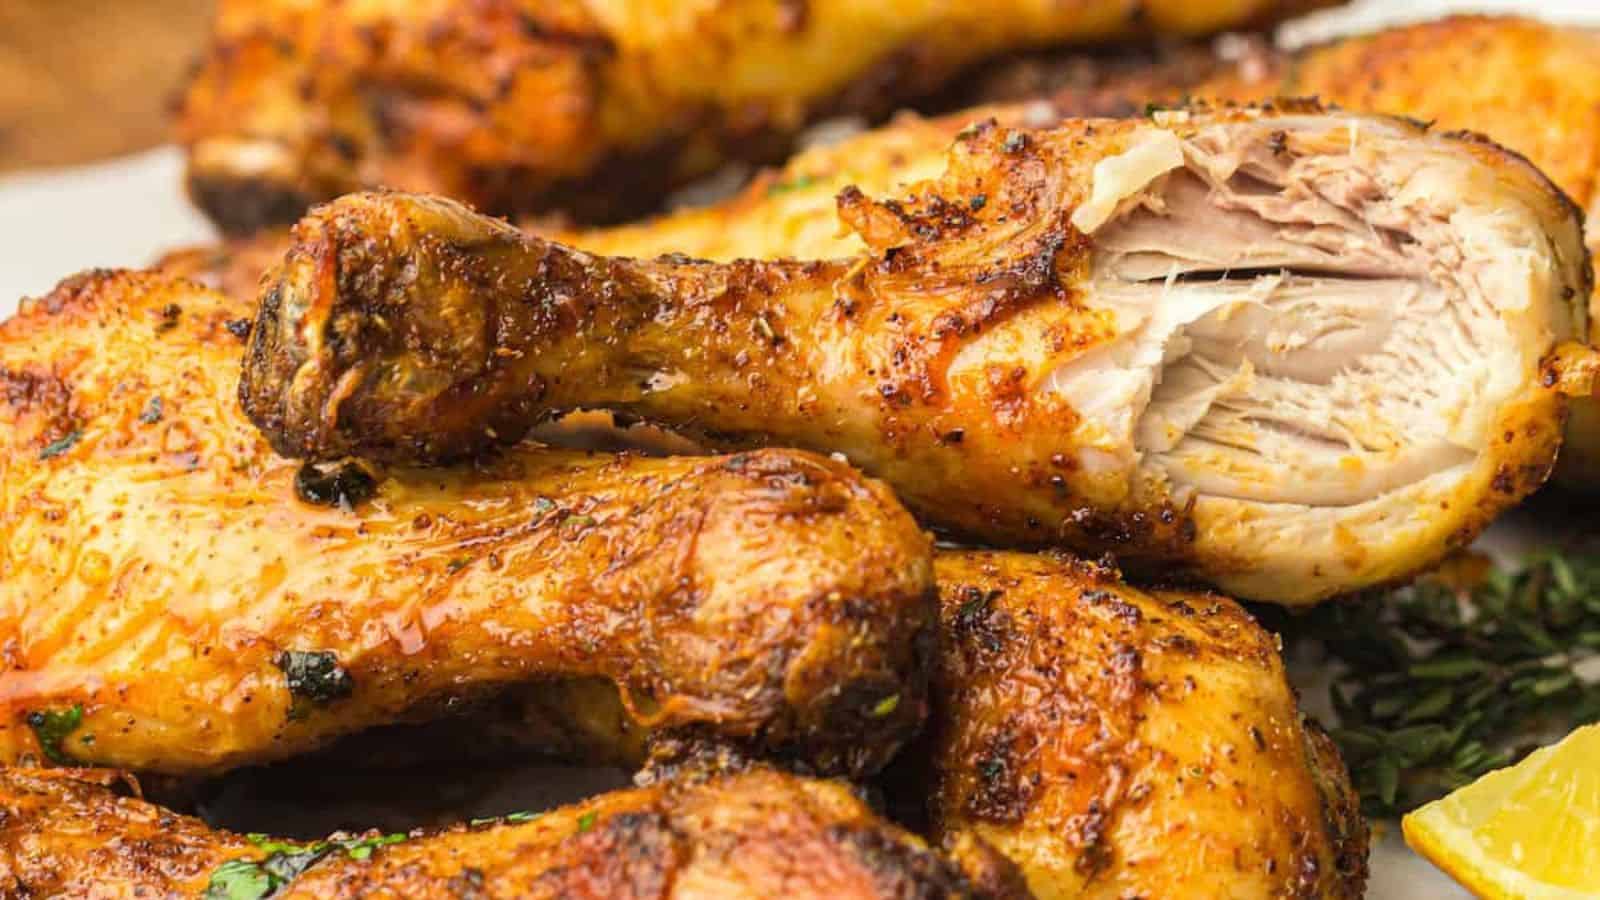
[922,551,1367,899]
[0,268,1365,898]
[241,105,1591,603]
[0,269,935,778]
[0,765,1029,899]
[175,0,1336,234]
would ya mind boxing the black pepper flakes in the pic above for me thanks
[39,430,82,460]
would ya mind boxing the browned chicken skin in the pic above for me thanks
[0,765,1029,899]
[0,269,935,777]
[0,268,1366,896]
[922,551,1366,899]
[0,548,1367,900]
[554,15,1600,488]
[175,0,1336,233]
[240,104,1590,603]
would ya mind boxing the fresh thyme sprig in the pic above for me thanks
[1276,550,1600,818]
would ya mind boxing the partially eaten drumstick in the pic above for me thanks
[241,103,1592,603]
[0,270,933,778]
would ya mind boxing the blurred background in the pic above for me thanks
[5,0,1596,176]
[0,1,213,172]
[2,0,1597,304]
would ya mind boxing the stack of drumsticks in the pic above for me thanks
[6,5,1600,897]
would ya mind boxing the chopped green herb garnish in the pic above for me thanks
[952,587,994,633]
[577,811,598,833]
[446,556,472,572]
[340,833,407,860]
[139,396,164,424]
[256,848,327,884]
[208,845,322,900]
[276,650,354,709]
[26,704,83,763]
[207,833,407,899]
[532,497,557,516]
[871,694,900,717]
[1275,550,1600,817]
[469,810,541,827]
[38,430,82,460]
[564,515,596,530]
[767,174,817,195]
[203,858,274,900]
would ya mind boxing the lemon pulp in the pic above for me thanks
[1404,723,1600,898]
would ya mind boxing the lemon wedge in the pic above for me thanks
[1403,723,1600,899]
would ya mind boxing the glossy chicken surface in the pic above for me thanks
[241,104,1591,603]
[568,16,1600,487]
[922,551,1366,899]
[0,765,1029,898]
[176,0,1336,234]
[0,269,935,777]
[565,18,1600,264]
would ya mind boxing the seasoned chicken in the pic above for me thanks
[985,16,1600,488]
[240,105,1591,603]
[0,269,935,777]
[563,16,1600,487]
[0,765,1029,898]
[920,551,1366,899]
[175,0,1337,234]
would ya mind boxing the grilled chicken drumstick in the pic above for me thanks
[0,270,934,777]
[921,551,1367,899]
[242,104,1591,603]
[0,766,1029,899]
[176,0,1336,233]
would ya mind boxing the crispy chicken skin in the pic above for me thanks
[562,18,1600,267]
[241,105,1590,603]
[175,0,1336,234]
[923,551,1366,899]
[0,766,1029,899]
[0,269,935,777]
[569,16,1600,486]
